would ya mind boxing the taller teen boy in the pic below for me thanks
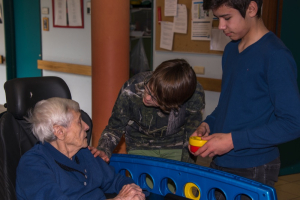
[190,0,300,187]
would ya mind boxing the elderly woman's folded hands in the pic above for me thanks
[110,183,145,200]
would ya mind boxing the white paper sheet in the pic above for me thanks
[210,28,232,51]
[173,4,187,34]
[160,21,174,51]
[164,0,177,16]
[191,0,213,41]
[67,0,82,26]
[54,0,67,26]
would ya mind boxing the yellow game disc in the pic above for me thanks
[189,136,207,147]
[184,182,201,200]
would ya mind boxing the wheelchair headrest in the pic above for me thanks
[4,76,72,119]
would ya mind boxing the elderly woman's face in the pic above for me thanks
[63,110,89,150]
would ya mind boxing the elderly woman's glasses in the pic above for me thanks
[144,78,157,102]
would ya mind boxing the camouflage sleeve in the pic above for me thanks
[181,82,205,163]
[97,82,132,159]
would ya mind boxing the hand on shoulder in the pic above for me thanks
[88,146,110,163]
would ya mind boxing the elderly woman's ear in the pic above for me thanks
[53,125,65,140]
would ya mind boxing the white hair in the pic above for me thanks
[26,97,80,143]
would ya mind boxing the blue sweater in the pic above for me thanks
[16,142,134,200]
[204,32,300,168]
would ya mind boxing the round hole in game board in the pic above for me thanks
[192,187,200,197]
[118,169,132,178]
[234,194,251,200]
[208,188,226,200]
[138,173,154,189]
[160,178,177,194]
[145,174,154,189]
[184,182,200,200]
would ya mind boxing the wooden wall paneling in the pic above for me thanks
[37,60,91,76]
[37,60,223,92]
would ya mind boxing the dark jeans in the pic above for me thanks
[210,157,281,200]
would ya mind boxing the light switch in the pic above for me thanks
[87,2,91,14]
[42,7,49,15]
[193,66,205,75]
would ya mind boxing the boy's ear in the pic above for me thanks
[247,1,259,18]
[53,125,65,140]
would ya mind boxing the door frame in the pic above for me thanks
[3,0,16,80]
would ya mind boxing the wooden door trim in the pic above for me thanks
[262,0,283,37]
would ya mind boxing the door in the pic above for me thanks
[4,0,41,79]
[277,0,300,176]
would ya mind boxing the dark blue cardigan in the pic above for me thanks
[16,142,133,199]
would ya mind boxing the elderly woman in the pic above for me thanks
[16,97,145,200]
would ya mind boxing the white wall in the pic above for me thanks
[152,1,221,119]
[0,0,6,105]
[1,0,221,120]
[40,0,92,117]
[40,0,221,119]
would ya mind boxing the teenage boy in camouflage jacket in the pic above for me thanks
[90,59,205,163]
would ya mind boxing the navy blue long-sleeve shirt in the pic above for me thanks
[16,142,134,200]
[204,32,300,168]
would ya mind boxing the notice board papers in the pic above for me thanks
[160,21,174,50]
[173,4,187,34]
[164,0,178,16]
[191,0,213,41]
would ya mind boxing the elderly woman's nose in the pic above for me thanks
[82,120,89,131]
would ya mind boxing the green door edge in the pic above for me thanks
[3,0,16,80]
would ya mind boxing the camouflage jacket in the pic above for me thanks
[97,71,205,163]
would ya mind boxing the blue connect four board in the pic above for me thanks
[109,154,277,200]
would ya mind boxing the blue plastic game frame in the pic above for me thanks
[109,154,277,200]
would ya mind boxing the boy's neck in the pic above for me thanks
[238,18,269,53]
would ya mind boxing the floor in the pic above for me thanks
[275,173,300,200]
[196,157,300,200]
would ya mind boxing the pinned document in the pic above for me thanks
[160,21,174,50]
[191,0,213,40]
[173,4,187,34]
[164,0,177,16]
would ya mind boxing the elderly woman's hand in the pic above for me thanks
[111,183,145,200]
[88,146,110,163]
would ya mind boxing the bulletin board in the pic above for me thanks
[155,0,222,55]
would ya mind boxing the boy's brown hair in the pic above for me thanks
[203,0,263,18]
[148,59,197,112]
